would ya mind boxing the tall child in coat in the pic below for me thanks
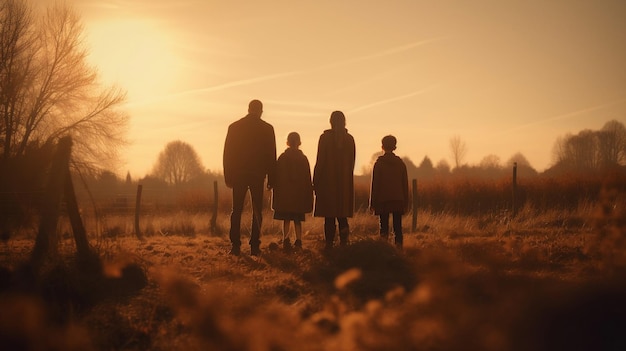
[272,132,314,250]
[369,135,409,248]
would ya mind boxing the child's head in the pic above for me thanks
[287,132,301,148]
[381,135,397,152]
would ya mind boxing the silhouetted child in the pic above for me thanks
[369,135,409,249]
[271,132,313,250]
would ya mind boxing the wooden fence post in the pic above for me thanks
[512,162,518,218]
[64,171,92,260]
[135,184,143,239]
[31,136,73,266]
[210,180,218,233]
[411,178,418,232]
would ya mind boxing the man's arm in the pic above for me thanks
[266,126,277,189]
[223,125,234,188]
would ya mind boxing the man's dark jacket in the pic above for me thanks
[223,114,276,187]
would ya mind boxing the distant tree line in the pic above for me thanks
[80,120,625,216]
[551,120,626,172]
[360,120,625,183]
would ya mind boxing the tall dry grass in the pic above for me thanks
[1,169,625,350]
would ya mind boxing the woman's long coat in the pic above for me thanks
[271,148,313,214]
[313,128,356,218]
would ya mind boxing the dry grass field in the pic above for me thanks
[1,191,625,351]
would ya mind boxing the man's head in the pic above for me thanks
[248,100,263,117]
[382,135,397,152]
[330,110,346,129]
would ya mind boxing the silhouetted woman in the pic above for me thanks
[313,111,355,250]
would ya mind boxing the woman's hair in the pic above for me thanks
[330,111,346,129]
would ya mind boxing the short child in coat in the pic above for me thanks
[369,135,409,249]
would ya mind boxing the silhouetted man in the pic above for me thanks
[223,100,276,256]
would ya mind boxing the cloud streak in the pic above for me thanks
[82,0,200,10]
[314,37,447,72]
[348,84,440,114]
[501,94,626,134]
[124,71,301,107]
[126,37,445,107]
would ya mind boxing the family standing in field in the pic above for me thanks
[223,100,409,256]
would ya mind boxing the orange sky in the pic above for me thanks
[47,0,626,177]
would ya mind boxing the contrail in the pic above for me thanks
[125,37,445,107]
[84,0,199,11]
[314,37,447,72]
[124,71,301,107]
[348,84,440,114]
[502,95,626,134]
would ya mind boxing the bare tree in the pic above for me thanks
[598,120,626,167]
[1,0,36,156]
[552,130,599,170]
[417,156,435,180]
[506,152,532,168]
[152,140,204,185]
[507,152,537,177]
[572,130,599,169]
[0,0,128,171]
[553,121,626,171]
[449,135,467,169]
[551,134,571,166]
[418,156,434,170]
[435,159,451,174]
[479,154,501,169]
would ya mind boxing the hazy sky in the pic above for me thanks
[48,0,626,176]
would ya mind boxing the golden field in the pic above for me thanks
[1,172,625,351]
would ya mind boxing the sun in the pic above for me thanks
[84,18,182,103]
